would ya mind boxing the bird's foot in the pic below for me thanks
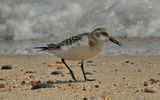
[70,74,77,81]
[85,78,96,81]
[73,78,77,82]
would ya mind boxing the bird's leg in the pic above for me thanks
[80,61,95,81]
[61,59,77,81]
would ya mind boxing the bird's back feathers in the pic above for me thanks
[34,33,90,51]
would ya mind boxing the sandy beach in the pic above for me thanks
[0,55,159,100]
[0,0,160,100]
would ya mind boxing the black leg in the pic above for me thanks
[80,61,95,81]
[61,59,77,81]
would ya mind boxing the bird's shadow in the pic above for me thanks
[31,80,86,90]
[48,80,86,85]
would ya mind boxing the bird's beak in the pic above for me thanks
[109,37,123,47]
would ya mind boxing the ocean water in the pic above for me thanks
[0,0,160,40]
[0,0,160,56]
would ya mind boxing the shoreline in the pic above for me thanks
[0,38,160,56]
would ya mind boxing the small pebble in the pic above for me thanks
[87,61,93,63]
[21,81,26,85]
[100,95,109,99]
[115,69,118,71]
[143,83,148,86]
[21,80,31,85]
[144,86,156,93]
[95,85,99,88]
[125,60,130,63]
[99,82,102,84]
[47,64,54,67]
[0,84,5,88]
[124,60,134,65]
[137,69,143,72]
[0,78,5,81]
[149,79,160,84]
[114,84,117,86]
[47,80,54,84]
[42,62,46,65]
[30,75,35,79]
[93,70,97,72]
[31,80,41,86]
[149,79,158,82]
[82,88,87,91]
[1,66,12,70]
[51,71,62,75]
[57,66,64,70]
[83,97,88,100]
[130,62,134,65]
[56,61,63,64]
[25,71,36,73]
[31,83,54,90]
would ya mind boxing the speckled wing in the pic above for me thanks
[56,33,90,48]
[35,33,90,51]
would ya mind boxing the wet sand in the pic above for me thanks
[0,56,160,100]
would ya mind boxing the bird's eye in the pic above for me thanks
[101,32,107,36]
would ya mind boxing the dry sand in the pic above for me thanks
[0,55,160,100]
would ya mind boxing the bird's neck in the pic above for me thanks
[92,40,105,51]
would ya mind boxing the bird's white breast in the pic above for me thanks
[48,40,103,61]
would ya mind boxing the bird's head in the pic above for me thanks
[91,28,122,47]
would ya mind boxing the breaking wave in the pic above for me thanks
[0,0,160,40]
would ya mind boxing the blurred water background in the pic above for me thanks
[0,0,160,56]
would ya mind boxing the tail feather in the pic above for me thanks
[34,47,49,51]
[34,43,57,52]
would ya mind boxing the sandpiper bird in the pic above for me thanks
[35,28,122,81]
